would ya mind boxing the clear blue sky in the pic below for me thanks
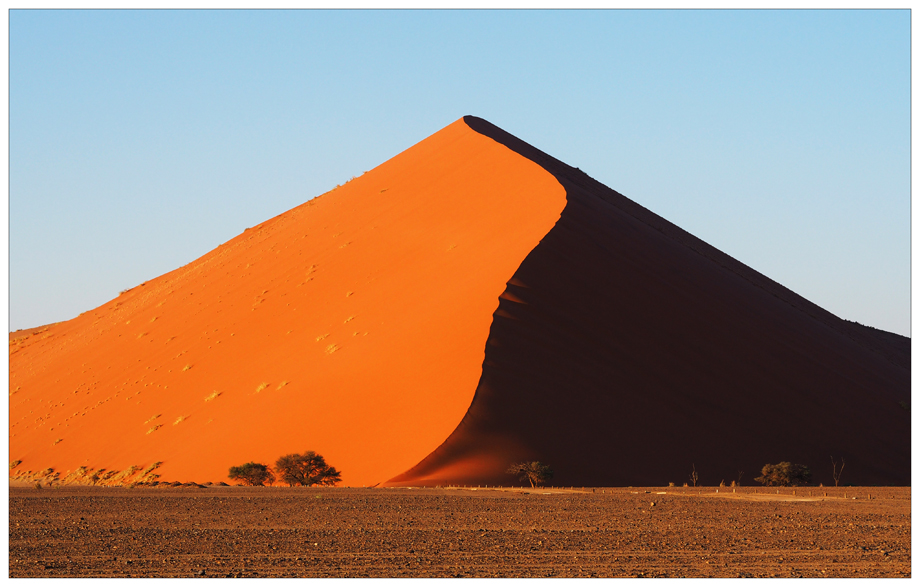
[9,9,910,336]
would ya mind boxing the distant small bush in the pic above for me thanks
[754,462,812,487]
[506,461,554,488]
[228,462,275,486]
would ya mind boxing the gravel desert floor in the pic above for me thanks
[8,485,910,578]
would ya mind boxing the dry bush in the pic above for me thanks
[506,461,554,488]
[755,462,812,487]
[139,462,163,484]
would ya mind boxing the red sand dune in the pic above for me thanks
[10,117,909,488]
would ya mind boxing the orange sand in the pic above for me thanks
[8,118,565,486]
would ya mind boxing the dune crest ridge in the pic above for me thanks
[386,116,909,487]
[9,117,566,487]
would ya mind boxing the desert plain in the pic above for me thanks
[9,484,910,578]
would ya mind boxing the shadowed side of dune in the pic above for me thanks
[387,116,910,488]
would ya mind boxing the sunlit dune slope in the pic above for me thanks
[9,117,566,486]
[388,116,910,488]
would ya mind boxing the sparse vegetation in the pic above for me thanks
[33,467,60,486]
[255,382,268,393]
[138,462,163,484]
[755,462,812,487]
[506,461,554,488]
[204,391,221,402]
[689,464,699,487]
[111,465,141,485]
[228,462,276,486]
[274,451,342,487]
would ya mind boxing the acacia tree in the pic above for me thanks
[228,462,275,486]
[754,462,812,487]
[275,451,342,487]
[506,461,554,488]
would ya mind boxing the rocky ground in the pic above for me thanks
[8,485,910,578]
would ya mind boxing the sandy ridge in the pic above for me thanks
[462,117,908,371]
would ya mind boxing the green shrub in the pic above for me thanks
[275,451,342,487]
[228,462,275,486]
